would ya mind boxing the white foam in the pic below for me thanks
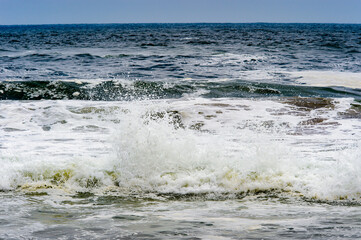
[0,98,360,201]
[289,71,361,89]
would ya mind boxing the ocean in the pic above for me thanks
[0,23,361,239]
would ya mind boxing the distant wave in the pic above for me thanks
[1,79,360,101]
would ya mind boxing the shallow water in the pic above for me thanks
[1,193,361,239]
[1,23,361,239]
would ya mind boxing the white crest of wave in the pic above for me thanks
[113,106,292,194]
[0,99,360,201]
[110,101,361,200]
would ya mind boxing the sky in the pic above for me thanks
[0,0,361,25]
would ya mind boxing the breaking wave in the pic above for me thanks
[1,79,360,101]
[1,99,360,203]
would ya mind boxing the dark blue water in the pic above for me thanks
[1,23,361,100]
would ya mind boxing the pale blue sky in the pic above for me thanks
[0,0,361,25]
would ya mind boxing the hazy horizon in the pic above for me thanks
[1,22,361,27]
[1,0,361,25]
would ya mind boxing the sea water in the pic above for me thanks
[0,23,361,239]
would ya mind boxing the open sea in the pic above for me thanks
[1,23,361,239]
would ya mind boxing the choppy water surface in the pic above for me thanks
[1,23,361,239]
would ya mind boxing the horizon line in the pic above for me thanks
[1,22,361,27]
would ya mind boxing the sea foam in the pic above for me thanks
[0,98,360,201]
